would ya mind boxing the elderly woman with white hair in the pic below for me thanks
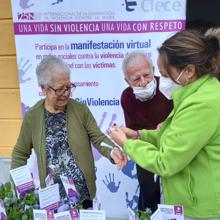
[11,56,127,208]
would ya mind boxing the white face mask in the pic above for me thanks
[133,79,156,102]
[159,75,181,100]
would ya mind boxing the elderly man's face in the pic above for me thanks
[125,57,154,88]
[44,73,72,111]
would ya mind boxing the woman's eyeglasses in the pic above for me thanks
[49,83,76,96]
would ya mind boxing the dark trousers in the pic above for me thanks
[82,199,93,209]
[136,164,160,212]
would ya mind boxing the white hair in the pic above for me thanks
[122,51,153,80]
[36,56,71,86]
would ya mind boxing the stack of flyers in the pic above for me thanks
[10,165,35,199]
[33,210,54,220]
[39,184,60,211]
[54,209,79,220]
[151,204,184,220]
[33,209,79,220]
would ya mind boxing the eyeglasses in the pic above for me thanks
[48,83,76,96]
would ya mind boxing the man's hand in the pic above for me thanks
[111,148,128,170]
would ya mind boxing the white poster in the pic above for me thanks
[10,0,186,218]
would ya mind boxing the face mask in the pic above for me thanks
[133,79,156,102]
[159,75,181,100]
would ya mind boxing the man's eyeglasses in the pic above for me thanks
[48,83,76,96]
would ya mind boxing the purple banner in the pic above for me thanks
[14,20,185,35]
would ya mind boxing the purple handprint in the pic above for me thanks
[52,0,64,5]
[122,159,137,179]
[125,185,139,210]
[19,0,34,9]
[21,102,30,118]
[99,112,107,128]
[105,113,117,134]
[103,173,121,193]
[18,57,32,84]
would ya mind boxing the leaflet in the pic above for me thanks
[54,209,79,220]
[10,165,35,198]
[152,204,184,220]
[39,184,60,211]
[33,209,78,220]
[54,211,71,220]
[33,209,54,220]
[80,210,105,220]
[60,175,78,198]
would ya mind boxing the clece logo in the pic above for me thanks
[123,0,137,12]
[141,0,182,12]
[17,12,34,20]
[123,0,182,13]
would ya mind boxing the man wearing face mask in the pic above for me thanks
[121,51,173,212]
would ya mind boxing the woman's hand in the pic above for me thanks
[119,127,138,139]
[110,124,138,140]
[156,122,163,130]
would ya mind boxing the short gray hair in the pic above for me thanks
[122,51,153,79]
[36,56,71,86]
[122,51,153,75]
